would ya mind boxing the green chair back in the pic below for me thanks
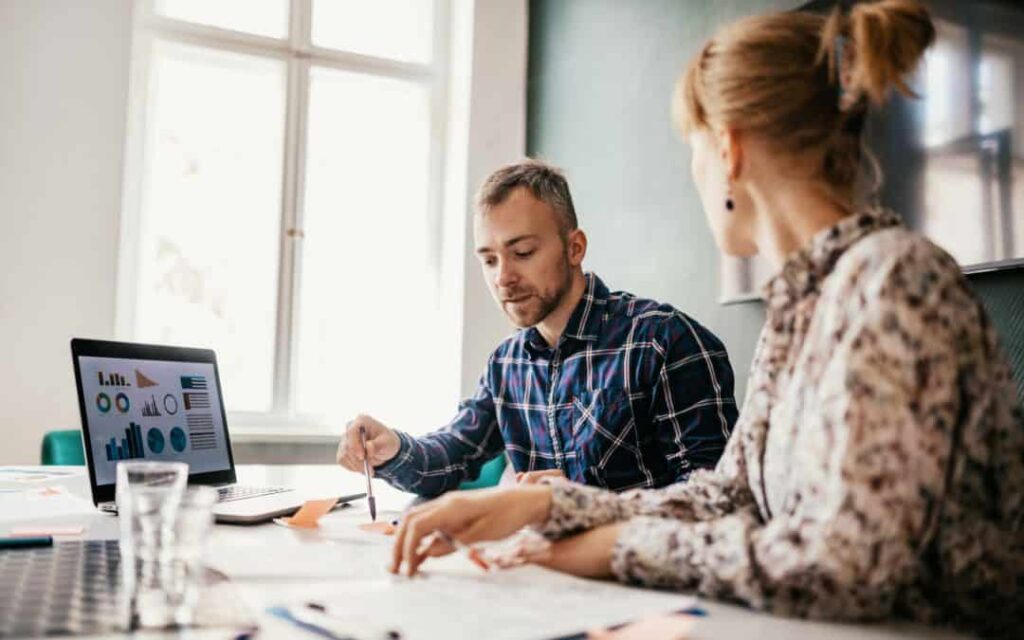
[458,454,507,490]
[39,427,507,484]
[41,430,86,466]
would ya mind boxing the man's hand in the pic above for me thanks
[516,469,566,485]
[336,414,401,475]
[391,484,553,576]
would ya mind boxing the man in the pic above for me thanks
[337,159,737,496]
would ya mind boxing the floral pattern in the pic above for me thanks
[537,210,1024,635]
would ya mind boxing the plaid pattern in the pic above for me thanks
[375,273,738,497]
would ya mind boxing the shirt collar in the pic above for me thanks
[763,207,902,311]
[525,272,608,353]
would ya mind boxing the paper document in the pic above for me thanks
[0,486,97,524]
[206,541,394,580]
[300,559,697,640]
[0,467,83,484]
[208,507,405,579]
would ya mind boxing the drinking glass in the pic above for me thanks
[115,461,188,629]
[166,486,218,625]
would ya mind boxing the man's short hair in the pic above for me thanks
[475,159,578,237]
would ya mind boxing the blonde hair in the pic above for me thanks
[676,0,935,202]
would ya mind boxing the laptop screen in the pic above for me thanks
[76,355,233,487]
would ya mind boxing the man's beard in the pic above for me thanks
[502,258,574,328]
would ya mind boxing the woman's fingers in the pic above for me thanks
[391,495,477,576]
[402,508,440,576]
[392,501,439,574]
[391,505,417,573]
[408,530,457,576]
[416,531,456,558]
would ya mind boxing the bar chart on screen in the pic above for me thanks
[141,395,162,417]
[96,371,130,387]
[104,422,145,461]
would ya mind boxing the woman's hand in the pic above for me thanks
[535,523,622,579]
[391,484,553,576]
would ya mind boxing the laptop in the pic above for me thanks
[70,338,364,523]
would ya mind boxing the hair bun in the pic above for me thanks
[822,0,935,107]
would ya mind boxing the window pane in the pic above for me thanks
[133,41,285,413]
[154,0,289,39]
[296,67,451,432]
[311,0,434,63]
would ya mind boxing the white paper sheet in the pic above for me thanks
[0,467,83,484]
[298,559,697,640]
[206,539,395,580]
[0,486,98,524]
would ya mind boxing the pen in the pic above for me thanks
[0,535,53,549]
[359,426,377,522]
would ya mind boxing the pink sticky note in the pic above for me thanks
[279,497,339,528]
[10,526,85,537]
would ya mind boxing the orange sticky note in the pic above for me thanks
[358,521,397,536]
[279,498,339,528]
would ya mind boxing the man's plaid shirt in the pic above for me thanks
[376,273,738,496]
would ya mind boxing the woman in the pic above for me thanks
[389,0,1024,633]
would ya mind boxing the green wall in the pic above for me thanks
[527,0,801,399]
[527,0,1024,405]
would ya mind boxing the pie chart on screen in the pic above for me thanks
[147,428,165,455]
[170,427,187,453]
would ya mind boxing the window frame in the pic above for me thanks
[117,0,452,434]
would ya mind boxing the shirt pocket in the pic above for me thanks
[571,388,644,490]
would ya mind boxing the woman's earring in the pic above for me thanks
[725,187,735,211]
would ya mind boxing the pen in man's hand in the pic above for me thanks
[359,425,377,522]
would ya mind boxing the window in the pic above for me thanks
[122,0,456,434]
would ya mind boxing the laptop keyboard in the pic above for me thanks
[216,485,290,503]
[0,540,254,637]
[0,540,122,637]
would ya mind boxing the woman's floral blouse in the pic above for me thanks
[537,210,1024,634]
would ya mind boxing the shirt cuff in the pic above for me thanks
[610,516,695,590]
[371,430,414,482]
[535,479,622,539]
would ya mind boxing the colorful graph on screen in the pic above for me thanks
[135,370,158,388]
[169,427,188,453]
[180,376,208,390]
[146,427,165,454]
[97,371,130,387]
[141,395,162,417]
[104,422,145,461]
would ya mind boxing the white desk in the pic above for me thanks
[0,465,966,640]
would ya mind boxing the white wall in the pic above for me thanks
[446,0,529,397]
[0,0,134,464]
[0,0,526,463]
